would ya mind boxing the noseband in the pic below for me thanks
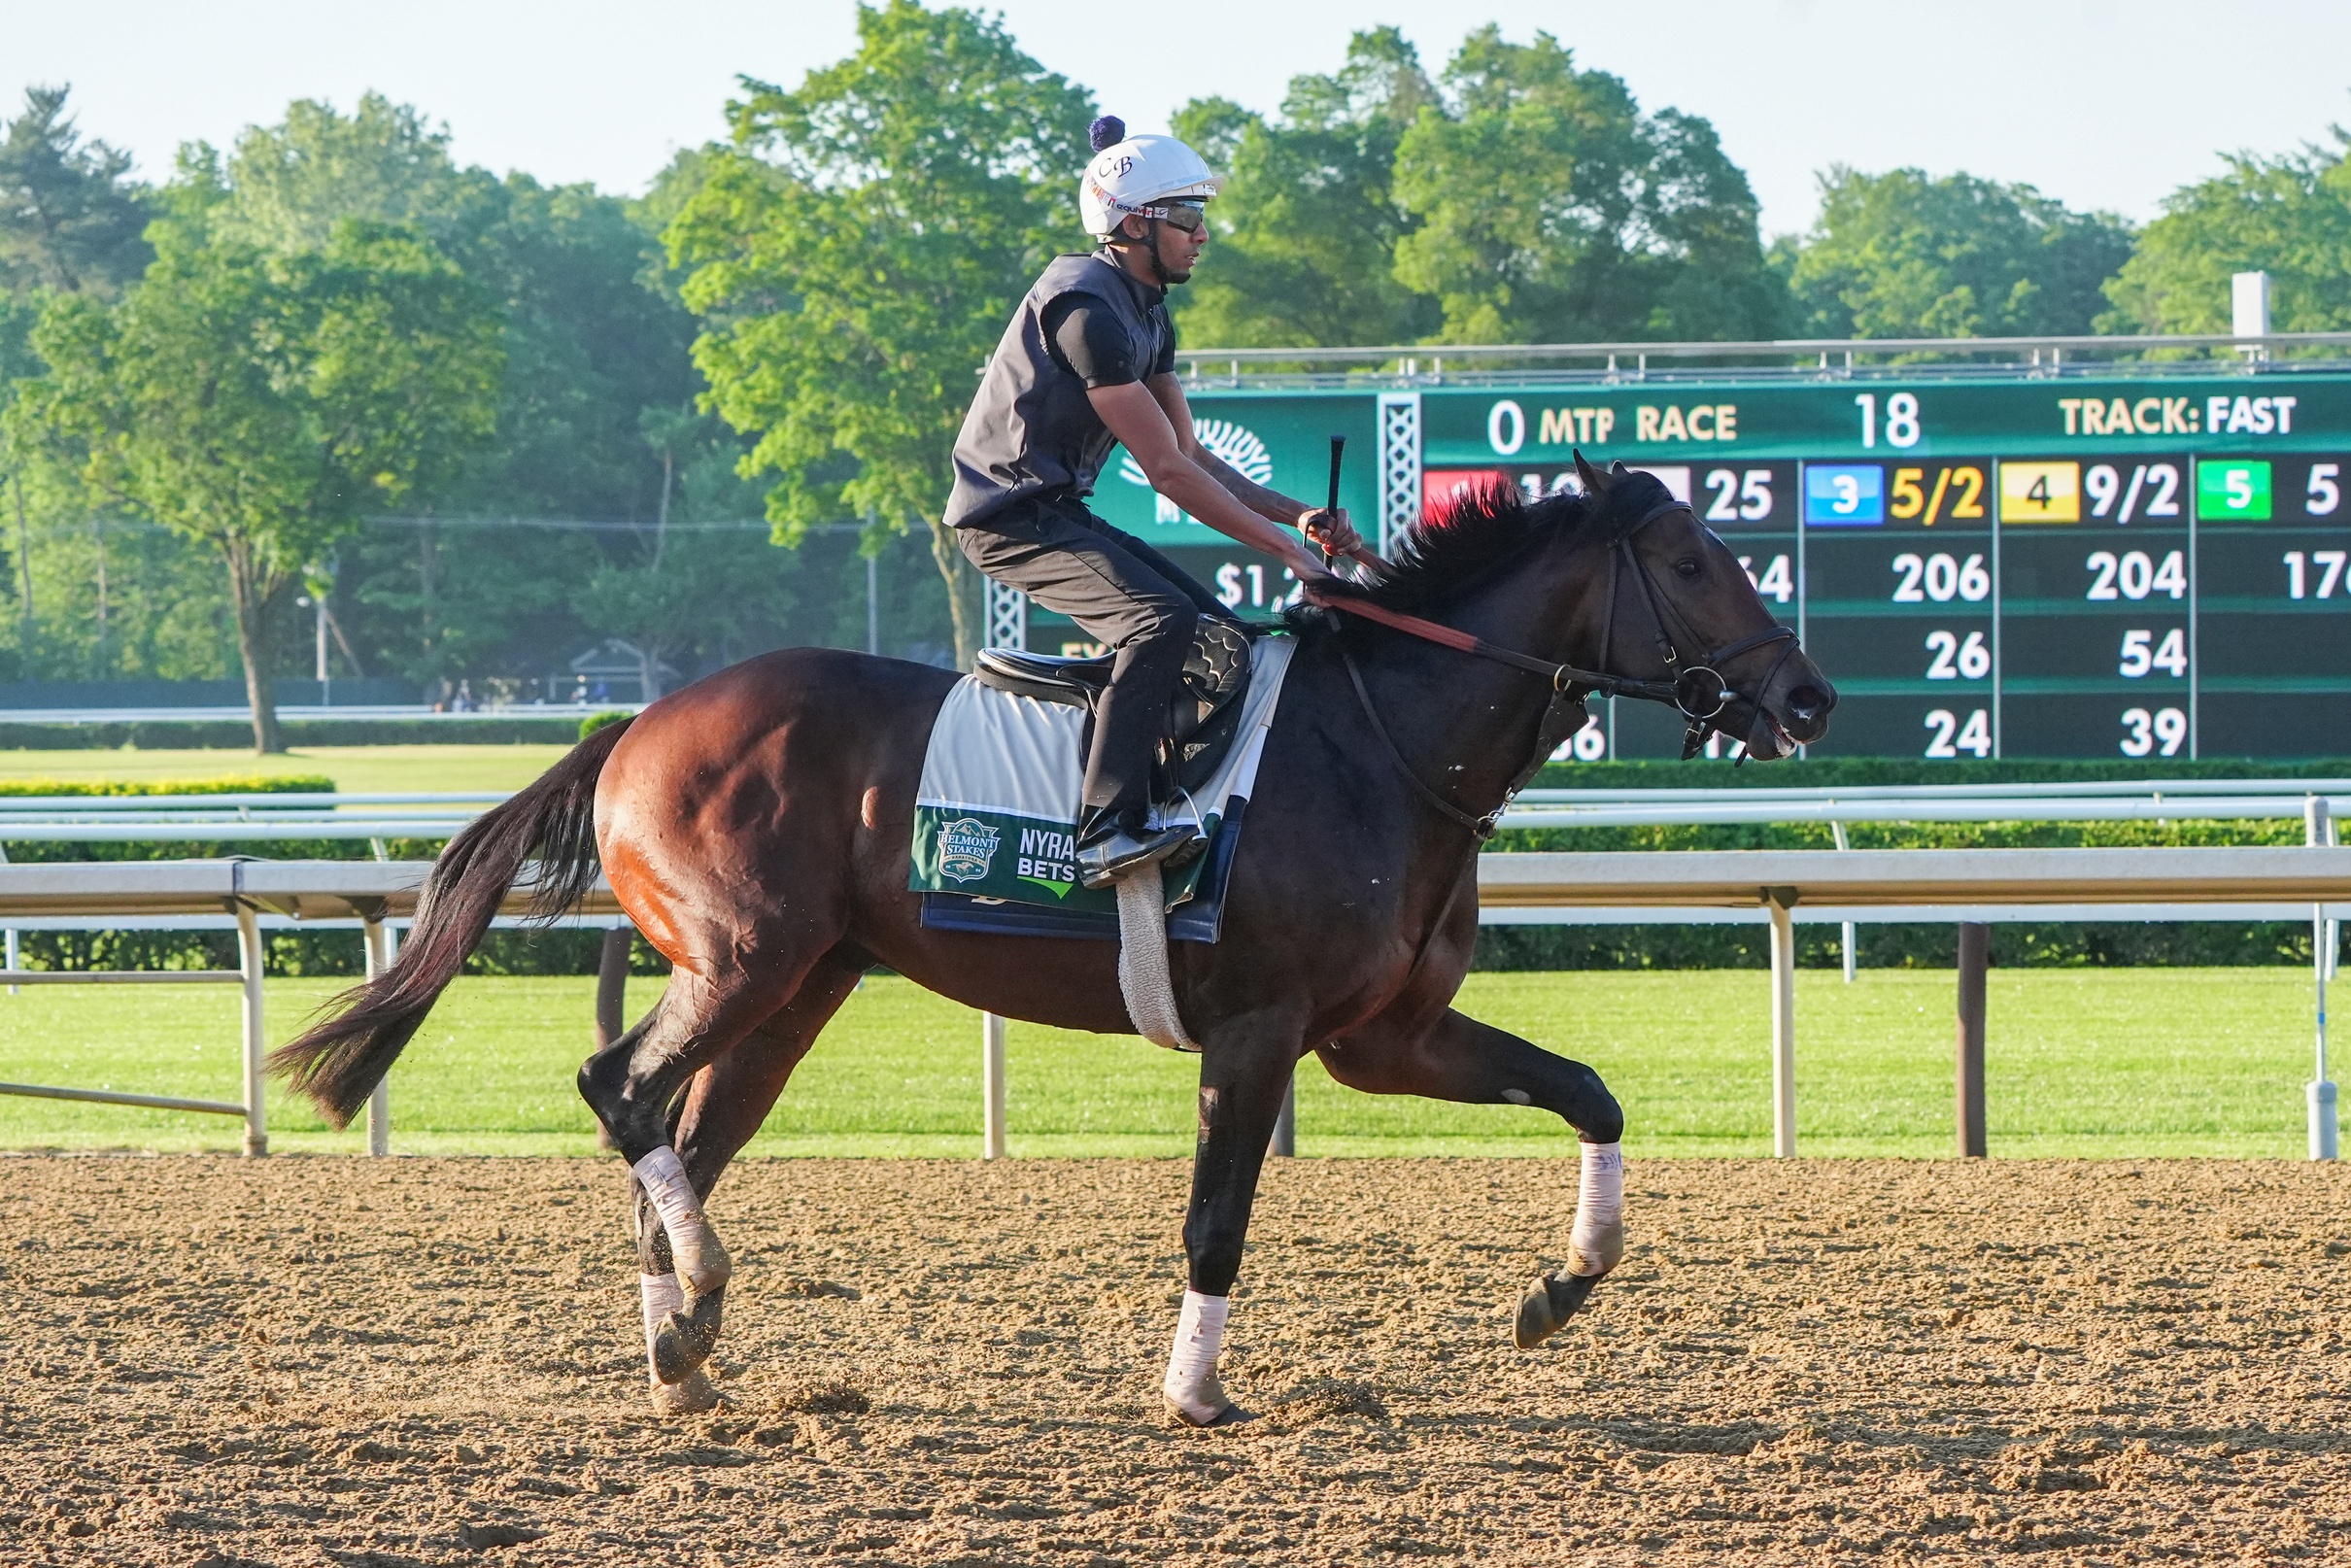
[1312,496,1809,835]
[1604,497,1804,761]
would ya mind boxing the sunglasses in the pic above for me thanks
[1138,200,1208,234]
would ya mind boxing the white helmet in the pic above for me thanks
[1078,118,1221,239]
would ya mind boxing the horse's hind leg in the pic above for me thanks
[628,953,866,1411]
[1316,1006,1625,1347]
[577,957,803,1404]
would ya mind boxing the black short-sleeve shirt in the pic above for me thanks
[1039,267,1175,388]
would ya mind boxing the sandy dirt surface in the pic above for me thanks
[5,1155,2348,1565]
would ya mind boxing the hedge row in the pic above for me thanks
[0,717,586,749]
[3,754,2345,973]
[1528,755,2351,790]
[17,926,671,980]
[1493,754,2349,967]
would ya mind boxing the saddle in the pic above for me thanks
[974,617,1255,796]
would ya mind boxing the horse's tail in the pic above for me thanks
[269,718,634,1127]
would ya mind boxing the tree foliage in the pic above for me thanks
[0,86,152,297]
[1171,29,1439,348]
[2100,131,2351,335]
[14,217,502,748]
[1390,29,1784,344]
[667,0,1095,665]
[1779,166,2135,339]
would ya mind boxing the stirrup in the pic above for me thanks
[1076,823,1194,889]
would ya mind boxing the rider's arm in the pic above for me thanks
[1147,373,1365,557]
[1148,374,1305,522]
[1087,381,1330,582]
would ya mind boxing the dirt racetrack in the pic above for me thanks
[6,1155,2348,1565]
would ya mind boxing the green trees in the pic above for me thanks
[1391,29,1784,344]
[2101,132,2351,334]
[1172,29,1439,348]
[17,217,502,749]
[1780,167,2134,339]
[0,86,152,297]
[1170,28,1782,348]
[668,0,1094,665]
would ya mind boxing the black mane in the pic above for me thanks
[1302,466,1674,618]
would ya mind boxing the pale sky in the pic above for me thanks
[11,0,2351,240]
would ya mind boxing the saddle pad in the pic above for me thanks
[908,634,1297,928]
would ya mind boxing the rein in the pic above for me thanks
[1311,498,1805,836]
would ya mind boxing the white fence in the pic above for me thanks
[0,861,621,1157]
[3,785,2344,1162]
[968,843,2351,1161]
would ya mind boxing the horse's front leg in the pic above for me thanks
[1317,1006,1624,1347]
[1165,1016,1302,1427]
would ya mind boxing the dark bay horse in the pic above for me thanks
[272,459,1834,1419]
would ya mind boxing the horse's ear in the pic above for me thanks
[1573,449,1609,495]
[1609,460,1631,479]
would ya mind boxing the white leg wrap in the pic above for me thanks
[1568,1141,1624,1276]
[639,1272,683,1381]
[1162,1289,1230,1423]
[632,1146,722,1292]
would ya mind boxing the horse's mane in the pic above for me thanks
[1299,467,1671,620]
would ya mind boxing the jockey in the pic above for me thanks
[944,116,1363,889]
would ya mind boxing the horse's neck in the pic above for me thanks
[1352,557,1599,822]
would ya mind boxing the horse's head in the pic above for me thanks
[1572,453,1835,760]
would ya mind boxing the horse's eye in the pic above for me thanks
[1674,558,1702,579]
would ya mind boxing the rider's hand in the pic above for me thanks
[1287,548,1344,598]
[1301,507,1363,560]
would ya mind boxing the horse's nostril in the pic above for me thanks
[1786,684,1830,721]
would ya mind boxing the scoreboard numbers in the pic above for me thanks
[1128,371,2351,761]
[1806,465,1883,524]
[1889,464,1986,524]
[1999,462,2081,523]
[1800,456,1999,757]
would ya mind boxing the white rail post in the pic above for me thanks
[235,903,267,1158]
[1766,888,1796,1158]
[1269,1070,1297,1158]
[1830,819,1856,982]
[2308,798,2338,1161]
[5,927,16,995]
[362,915,391,1156]
[981,1012,1007,1160]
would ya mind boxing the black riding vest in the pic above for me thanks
[943,254,1170,530]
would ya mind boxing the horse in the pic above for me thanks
[270,456,1835,1421]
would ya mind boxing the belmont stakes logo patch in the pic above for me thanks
[935,816,1002,883]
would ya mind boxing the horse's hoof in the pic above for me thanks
[652,1286,726,1383]
[648,1367,719,1415]
[1165,1395,1255,1428]
[1513,1270,1603,1349]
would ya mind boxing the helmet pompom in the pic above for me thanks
[1088,116,1126,153]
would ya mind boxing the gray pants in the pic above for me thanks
[955,495,1237,820]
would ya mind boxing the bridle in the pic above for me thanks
[1312,496,1806,837]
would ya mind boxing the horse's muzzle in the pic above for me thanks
[1779,680,1836,745]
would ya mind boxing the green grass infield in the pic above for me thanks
[0,969,2324,1160]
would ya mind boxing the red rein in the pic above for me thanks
[1302,583,1485,658]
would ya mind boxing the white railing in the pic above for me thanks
[0,704,638,725]
[976,843,2351,1162]
[1500,778,2351,830]
[0,861,625,1158]
[0,791,497,844]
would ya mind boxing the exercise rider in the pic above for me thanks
[945,115,1362,889]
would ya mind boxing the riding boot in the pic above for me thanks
[1074,806,1193,890]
